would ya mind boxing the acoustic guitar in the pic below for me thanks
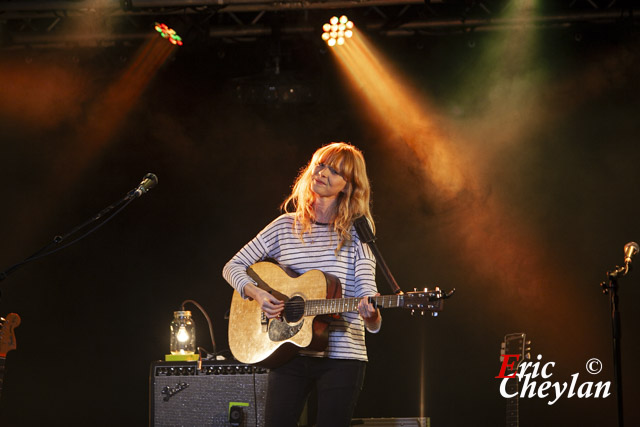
[228,261,447,367]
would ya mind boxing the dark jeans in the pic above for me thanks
[265,356,366,427]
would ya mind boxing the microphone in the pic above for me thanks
[354,216,375,244]
[624,242,639,265]
[129,173,158,199]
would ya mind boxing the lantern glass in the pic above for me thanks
[170,310,195,354]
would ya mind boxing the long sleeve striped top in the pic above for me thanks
[222,213,378,362]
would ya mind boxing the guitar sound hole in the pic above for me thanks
[283,296,305,323]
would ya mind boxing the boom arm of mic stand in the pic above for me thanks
[0,192,135,284]
[354,216,403,295]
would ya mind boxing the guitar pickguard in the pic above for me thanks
[268,318,304,342]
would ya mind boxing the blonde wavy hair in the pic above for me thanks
[281,142,375,252]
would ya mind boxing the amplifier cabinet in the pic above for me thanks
[149,360,269,427]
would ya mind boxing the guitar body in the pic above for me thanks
[0,313,21,399]
[228,261,340,368]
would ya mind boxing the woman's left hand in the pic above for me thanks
[358,293,382,333]
[357,293,379,319]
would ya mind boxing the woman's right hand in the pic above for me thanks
[244,283,285,319]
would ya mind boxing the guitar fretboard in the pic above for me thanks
[304,295,403,316]
[505,375,519,427]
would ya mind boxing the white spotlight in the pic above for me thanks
[321,15,354,47]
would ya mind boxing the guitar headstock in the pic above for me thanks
[402,287,455,316]
[0,313,21,357]
[500,332,531,374]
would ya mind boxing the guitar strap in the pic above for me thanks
[354,216,403,295]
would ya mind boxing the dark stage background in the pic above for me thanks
[1,23,640,427]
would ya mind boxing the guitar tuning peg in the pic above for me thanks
[431,312,438,317]
[413,288,417,292]
[411,309,415,316]
[525,352,531,360]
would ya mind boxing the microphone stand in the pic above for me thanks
[354,216,456,303]
[600,262,630,427]
[0,188,143,293]
[354,216,403,295]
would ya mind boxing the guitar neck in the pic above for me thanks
[304,294,403,316]
[500,332,528,427]
[505,376,519,427]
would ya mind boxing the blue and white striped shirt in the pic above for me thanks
[223,213,378,361]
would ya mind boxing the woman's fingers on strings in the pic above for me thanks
[262,298,284,318]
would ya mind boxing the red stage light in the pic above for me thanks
[154,22,183,46]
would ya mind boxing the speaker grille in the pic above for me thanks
[150,360,268,427]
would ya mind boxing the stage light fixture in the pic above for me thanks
[154,22,183,46]
[321,15,353,47]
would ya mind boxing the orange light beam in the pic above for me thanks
[335,30,469,199]
[3,35,176,252]
[329,27,582,324]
